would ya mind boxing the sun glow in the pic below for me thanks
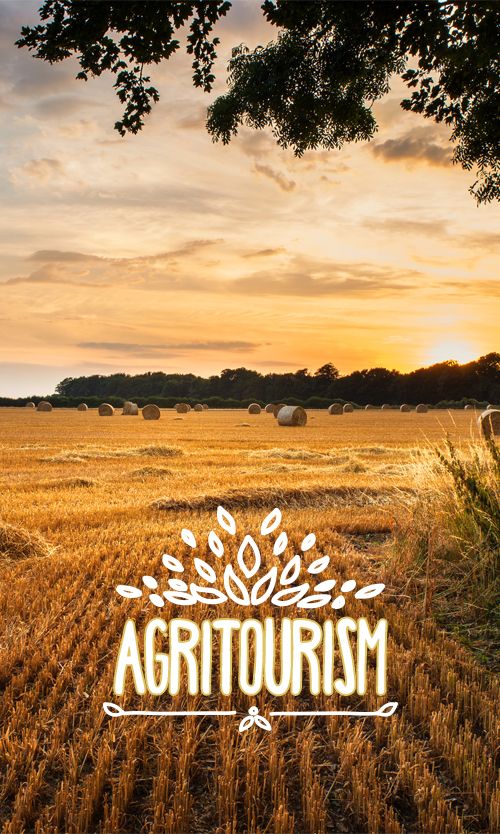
[427,339,477,366]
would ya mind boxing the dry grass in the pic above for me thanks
[0,407,496,834]
[0,521,54,561]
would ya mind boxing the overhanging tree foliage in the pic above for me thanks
[17,1,499,203]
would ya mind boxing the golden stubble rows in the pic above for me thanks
[0,408,497,834]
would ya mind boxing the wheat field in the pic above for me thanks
[0,407,498,834]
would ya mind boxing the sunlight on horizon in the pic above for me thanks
[426,339,478,366]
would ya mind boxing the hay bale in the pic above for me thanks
[400,404,411,412]
[193,403,204,412]
[365,404,376,410]
[464,404,474,410]
[77,403,88,412]
[25,402,35,409]
[415,404,428,413]
[478,408,500,439]
[381,404,391,410]
[0,521,53,562]
[328,403,343,415]
[343,403,354,413]
[122,401,139,416]
[98,403,114,417]
[272,403,286,417]
[248,403,262,414]
[265,403,275,413]
[277,405,307,426]
[142,404,161,420]
[37,401,53,412]
[176,403,190,413]
[202,404,209,410]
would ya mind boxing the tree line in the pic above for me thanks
[1,354,497,409]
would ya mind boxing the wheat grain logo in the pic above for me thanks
[115,506,385,610]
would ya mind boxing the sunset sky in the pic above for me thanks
[0,1,498,396]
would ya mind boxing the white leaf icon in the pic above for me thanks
[223,565,250,605]
[260,508,282,536]
[237,535,261,578]
[238,715,253,732]
[307,555,329,574]
[271,584,309,606]
[314,579,336,592]
[163,591,196,605]
[255,715,272,731]
[168,578,187,591]
[280,553,301,585]
[217,505,236,535]
[181,528,197,548]
[301,533,316,552]
[162,553,184,572]
[355,583,385,599]
[297,593,331,608]
[189,585,227,604]
[208,530,224,558]
[250,566,277,605]
[194,558,216,583]
[116,585,142,599]
[273,531,288,556]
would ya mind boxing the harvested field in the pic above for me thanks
[0,407,497,834]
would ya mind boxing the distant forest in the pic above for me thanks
[2,354,498,409]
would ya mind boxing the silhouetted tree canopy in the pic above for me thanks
[46,353,500,406]
[18,1,499,203]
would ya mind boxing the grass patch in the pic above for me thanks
[393,438,499,667]
[45,444,182,463]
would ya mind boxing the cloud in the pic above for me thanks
[227,258,421,297]
[28,250,102,263]
[242,247,286,259]
[34,94,98,119]
[371,128,452,167]
[364,217,448,237]
[13,157,65,183]
[78,340,260,354]
[4,264,108,287]
[176,105,207,130]
[254,162,295,192]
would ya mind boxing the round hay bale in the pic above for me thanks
[464,404,474,410]
[37,401,53,412]
[328,403,343,415]
[25,401,35,409]
[487,404,493,410]
[277,405,307,427]
[343,403,354,413]
[142,404,161,420]
[122,401,139,416]
[248,403,262,414]
[381,404,391,410]
[272,403,286,417]
[193,403,204,412]
[400,404,411,413]
[416,404,428,413]
[265,403,275,413]
[176,403,190,414]
[98,403,114,417]
[478,408,500,439]
[365,404,376,410]
[202,404,209,410]
[77,403,88,412]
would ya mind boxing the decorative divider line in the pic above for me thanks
[103,700,398,732]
